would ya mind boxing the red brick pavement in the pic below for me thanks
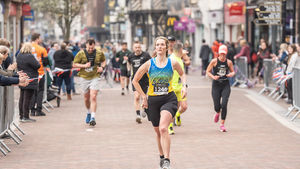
[1,70,300,169]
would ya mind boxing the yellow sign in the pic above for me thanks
[167,17,177,26]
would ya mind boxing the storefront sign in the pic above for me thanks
[174,21,186,31]
[255,0,282,25]
[24,10,34,21]
[22,4,31,16]
[9,3,17,16]
[186,19,196,33]
[167,16,178,27]
[229,5,243,16]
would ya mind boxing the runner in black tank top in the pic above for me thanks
[206,45,235,132]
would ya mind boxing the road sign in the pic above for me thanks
[255,0,282,25]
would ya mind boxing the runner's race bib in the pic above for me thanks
[153,83,169,95]
[85,67,94,72]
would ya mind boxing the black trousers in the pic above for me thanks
[212,80,231,120]
[57,71,71,94]
[287,78,293,102]
[202,59,209,75]
[19,89,35,119]
[30,76,45,112]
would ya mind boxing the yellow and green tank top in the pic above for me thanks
[147,57,173,96]
[170,53,184,91]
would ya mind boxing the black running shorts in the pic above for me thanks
[120,69,130,77]
[148,91,178,127]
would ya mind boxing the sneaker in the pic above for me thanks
[21,118,36,123]
[136,115,142,124]
[141,109,147,118]
[168,123,174,135]
[121,91,125,95]
[86,114,91,124]
[30,109,36,116]
[175,112,181,126]
[89,117,96,126]
[220,125,227,132]
[161,159,171,169]
[214,113,220,123]
[56,97,61,107]
[36,111,46,116]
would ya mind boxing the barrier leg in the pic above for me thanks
[8,128,22,142]
[0,140,11,152]
[259,87,266,95]
[291,110,300,121]
[275,93,284,101]
[42,104,50,112]
[285,106,295,117]
[12,122,25,135]
[0,145,7,156]
[6,130,20,144]
[268,88,277,97]
[45,100,54,109]
[272,92,279,99]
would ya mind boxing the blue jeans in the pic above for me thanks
[57,71,71,94]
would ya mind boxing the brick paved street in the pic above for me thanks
[1,69,300,169]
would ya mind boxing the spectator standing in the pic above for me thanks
[234,40,252,77]
[0,38,12,69]
[48,42,59,70]
[199,39,211,76]
[255,41,270,78]
[286,44,299,104]
[30,33,48,116]
[53,43,74,100]
[17,42,41,122]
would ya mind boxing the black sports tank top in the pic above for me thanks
[213,58,229,81]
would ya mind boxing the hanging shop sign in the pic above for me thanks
[174,21,186,31]
[255,0,282,25]
[186,19,196,33]
[24,10,34,21]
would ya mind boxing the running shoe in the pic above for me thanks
[121,91,125,95]
[136,115,142,124]
[86,113,91,124]
[220,125,227,132]
[141,109,147,118]
[214,113,220,123]
[161,159,171,169]
[89,117,96,126]
[168,123,174,135]
[175,112,181,126]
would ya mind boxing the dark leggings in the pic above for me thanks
[19,89,35,119]
[287,78,293,102]
[57,71,71,94]
[212,80,231,120]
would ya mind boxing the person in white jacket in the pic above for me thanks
[286,44,299,104]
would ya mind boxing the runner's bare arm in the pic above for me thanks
[132,60,150,98]
[182,53,191,66]
[206,59,219,80]
[73,62,90,68]
[173,60,187,98]
[226,60,235,77]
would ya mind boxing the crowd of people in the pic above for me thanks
[1,31,300,169]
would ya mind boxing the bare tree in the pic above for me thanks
[31,0,85,41]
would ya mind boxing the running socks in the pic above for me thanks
[136,110,140,116]
[91,112,95,118]
[160,155,164,159]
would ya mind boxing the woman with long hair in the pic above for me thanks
[132,36,187,169]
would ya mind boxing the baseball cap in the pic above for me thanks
[218,45,228,55]
[167,36,176,41]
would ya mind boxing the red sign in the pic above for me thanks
[22,4,32,16]
[229,5,243,16]
[9,3,17,16]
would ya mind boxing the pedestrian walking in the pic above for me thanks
[206,45,235,132]
[73,38,106,126]
[199,39,211,76]
[132,36,187,169]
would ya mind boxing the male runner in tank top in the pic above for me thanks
[127,42,151,123]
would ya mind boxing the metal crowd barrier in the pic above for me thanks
[42,69,54,112]
[285,67,300,121]
[233,57,248,87]
[259,59,276,95]
[0,86,25,156]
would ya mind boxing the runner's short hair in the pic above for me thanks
[86,38,96,45]
[173,42,183,53]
